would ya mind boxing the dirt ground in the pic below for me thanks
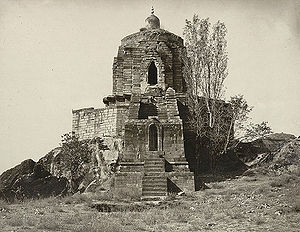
[0,172,299,232]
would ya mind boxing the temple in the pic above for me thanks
[72,10,201,198]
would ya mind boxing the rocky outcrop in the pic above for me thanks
[239,133,300,176]
[270,137,300,173]
[0,136,123,201]
[235,133,296,164]
[0,160,69,202]
[37,137,122,193]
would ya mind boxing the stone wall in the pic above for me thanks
[72,106,128,140]
[113,172,143,197]
[122,89,186,163]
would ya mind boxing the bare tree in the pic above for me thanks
[182,15,230,172]
[182,15,273,175]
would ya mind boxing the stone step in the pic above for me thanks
[142,189,167,196]
[142,183,166,188]
[142,179,167,184]
[142,186,167,192]
[144,166,165,170]
[142,178,166,182]
[143,172,166,176]
[144,171,165,174]
[147,151,165,155]
[145,159,163,162]
[144,167,165,171]
[142,180,166,185]
[144,162,164,166]
[142,191,167,196]
[143,174,166,178]
[142,181,166,186]
[144,161,164,165]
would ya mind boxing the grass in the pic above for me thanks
[292,198,300,212]
[37,215,62,231]
[0,171,299,232]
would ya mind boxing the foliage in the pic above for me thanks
[182,15,230,171]
[228,94,253,138]
[60,132,108,192]
[182,15,273,172]
[228,95,272,142]
[245,121,273,141]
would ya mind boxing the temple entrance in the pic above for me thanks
[148,61,157,85]
[149,124,158,151]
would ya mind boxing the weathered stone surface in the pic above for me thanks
[0,159,35,193]
[235,133,296,163]
[70,12,232,198]
[38,137,122,193]
[0,160,69,202]
[269,137,300,173]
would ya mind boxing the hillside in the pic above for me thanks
[0,170,299,231]
[0,133,299,231]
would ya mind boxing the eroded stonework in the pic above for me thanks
[72,12,194,198]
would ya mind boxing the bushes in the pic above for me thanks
[269,174,298,188]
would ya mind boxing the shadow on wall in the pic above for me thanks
[167,178,182,193]
[177,99,248,191]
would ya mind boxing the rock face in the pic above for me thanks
[235,133,296,164]
[0,160,69,202]
[0,136,121,201]
[38,137,122,193]
[0,135,122,201]
[270,137,300,173]
[237,133,300,176]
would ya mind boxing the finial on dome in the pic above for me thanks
[151,6,154,15]
[145,8,160,29]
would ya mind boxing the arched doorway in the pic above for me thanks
[149,124,158,151]
[148,61,157,85]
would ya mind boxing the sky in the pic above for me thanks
[0,0,299,174]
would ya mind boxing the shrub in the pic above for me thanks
[269,174,296,188]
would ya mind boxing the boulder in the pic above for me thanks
[37,136,122,193]
[0,159,35,193]
[235,133,296,164]
[0,160,69,202]
[270,137,300,173]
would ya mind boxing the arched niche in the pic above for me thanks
[148,61,157,85]
[149,124,158,151]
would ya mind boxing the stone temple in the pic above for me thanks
[72,11,199,198]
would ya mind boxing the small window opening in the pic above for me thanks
[148,61,157,85]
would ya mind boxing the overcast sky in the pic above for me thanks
[0,0,299,174]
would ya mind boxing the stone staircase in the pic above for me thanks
[142,152,167,200]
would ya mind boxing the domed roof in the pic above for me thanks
[145,8,160,29]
